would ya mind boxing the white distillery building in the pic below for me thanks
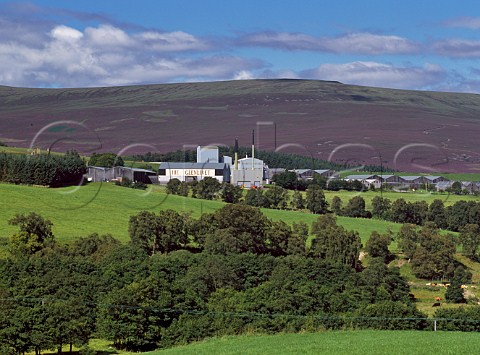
[230,157,266,188]
[158,162,231,184]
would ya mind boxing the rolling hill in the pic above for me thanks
[1,79,480,172]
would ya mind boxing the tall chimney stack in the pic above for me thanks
[251,130,255,170]
[234,138,239,171]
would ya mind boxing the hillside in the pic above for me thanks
[1,79,480,172]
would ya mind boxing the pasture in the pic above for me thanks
[0,182,402,244]
[152,330,480,355]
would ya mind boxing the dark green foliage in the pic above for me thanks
[220,182,242,203]
[446,201,470,231]
[166,178,181,194]
[342,196,371,218]
[0,151,86,187]
[263,185,289,209]
[435,307,480,331]
[310,214,362,269]
[459,224,480,260]
[88,152,124,167]
[129,210,189,255]
[272,171,301,190]
[427,199,447,229]
[306,185,328,214]
[445,266,470,304]
[245,188,266,207]
[411,225,456,279]
[290,190,305,210]
[8,212,55,256]
[331,196,342,214]
[371,196,391,220]
[365,231,391,262]
[396,224,419,259]
[354,301,427,330]
[193,176,221,200]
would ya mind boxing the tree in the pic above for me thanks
[390,199,411,224]
[194,177,221,200]
[342,196,371,218]
[450,181,462,195]
[245,188,266,207]
[290,190,305,210]
[306,185,328,214]
[459,224,480,260]
[396,224,418,259]
[372,196,391,220]
[365,231,392,262]
[9,212,55,256]
[310,214,362,269]
[210,204,271,254]
[220,182,242,203]
[427,199,447,229]
[89,152,124,167]
[411,226,456,279]
[445,266,470,303]
[128,210,188,255]
[263,185,289,209]
[272,171,299,190]
[166,178,181,194]
[331,196,342,215]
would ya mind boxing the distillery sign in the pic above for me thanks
[170,169,214,177]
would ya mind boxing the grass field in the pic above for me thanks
[0,182,406,244]
[323,189,480,209]
[152,330,480,355]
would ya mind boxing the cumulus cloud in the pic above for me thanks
[432,39,480,58]
[0,23,262,87]
[237,31,419,55]
[301,61,445,90]
[444,16,480,29]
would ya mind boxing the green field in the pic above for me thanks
[323,189,480,209]
[152,330,480,355]
[0,182,402,244]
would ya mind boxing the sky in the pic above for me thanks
[1,1,480,92]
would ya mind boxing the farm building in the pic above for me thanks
[85,166,157,183]
[290,169,333,180]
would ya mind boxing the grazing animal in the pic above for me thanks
[432,302,441,307]
[435,297,442,302]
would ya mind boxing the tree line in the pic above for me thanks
[0,207,438,353]
[0,151,86,187]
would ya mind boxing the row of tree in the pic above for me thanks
[0,151,86,187]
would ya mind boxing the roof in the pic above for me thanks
[314,169,330,174]
[345,174,376,180]
[158,162,228,169]
[424,176,442,181]
[399,176,423,181]
[291,169,312,174]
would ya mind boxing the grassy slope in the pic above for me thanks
[0,182,401,244]
[153,331,480,355]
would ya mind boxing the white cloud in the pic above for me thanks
[0,23,261,87]
[302,61,445,90]
[238,31,419,55]
[444,16,480,29]
[234,70,254,80]
[432,39,480,58]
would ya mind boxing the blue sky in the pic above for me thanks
[1,1,480,92]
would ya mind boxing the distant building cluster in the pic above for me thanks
[84,147,479,193]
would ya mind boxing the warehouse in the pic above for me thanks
[158,162,230,184]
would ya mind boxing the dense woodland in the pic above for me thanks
[0,205,478,353]
[0,151,85,187]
